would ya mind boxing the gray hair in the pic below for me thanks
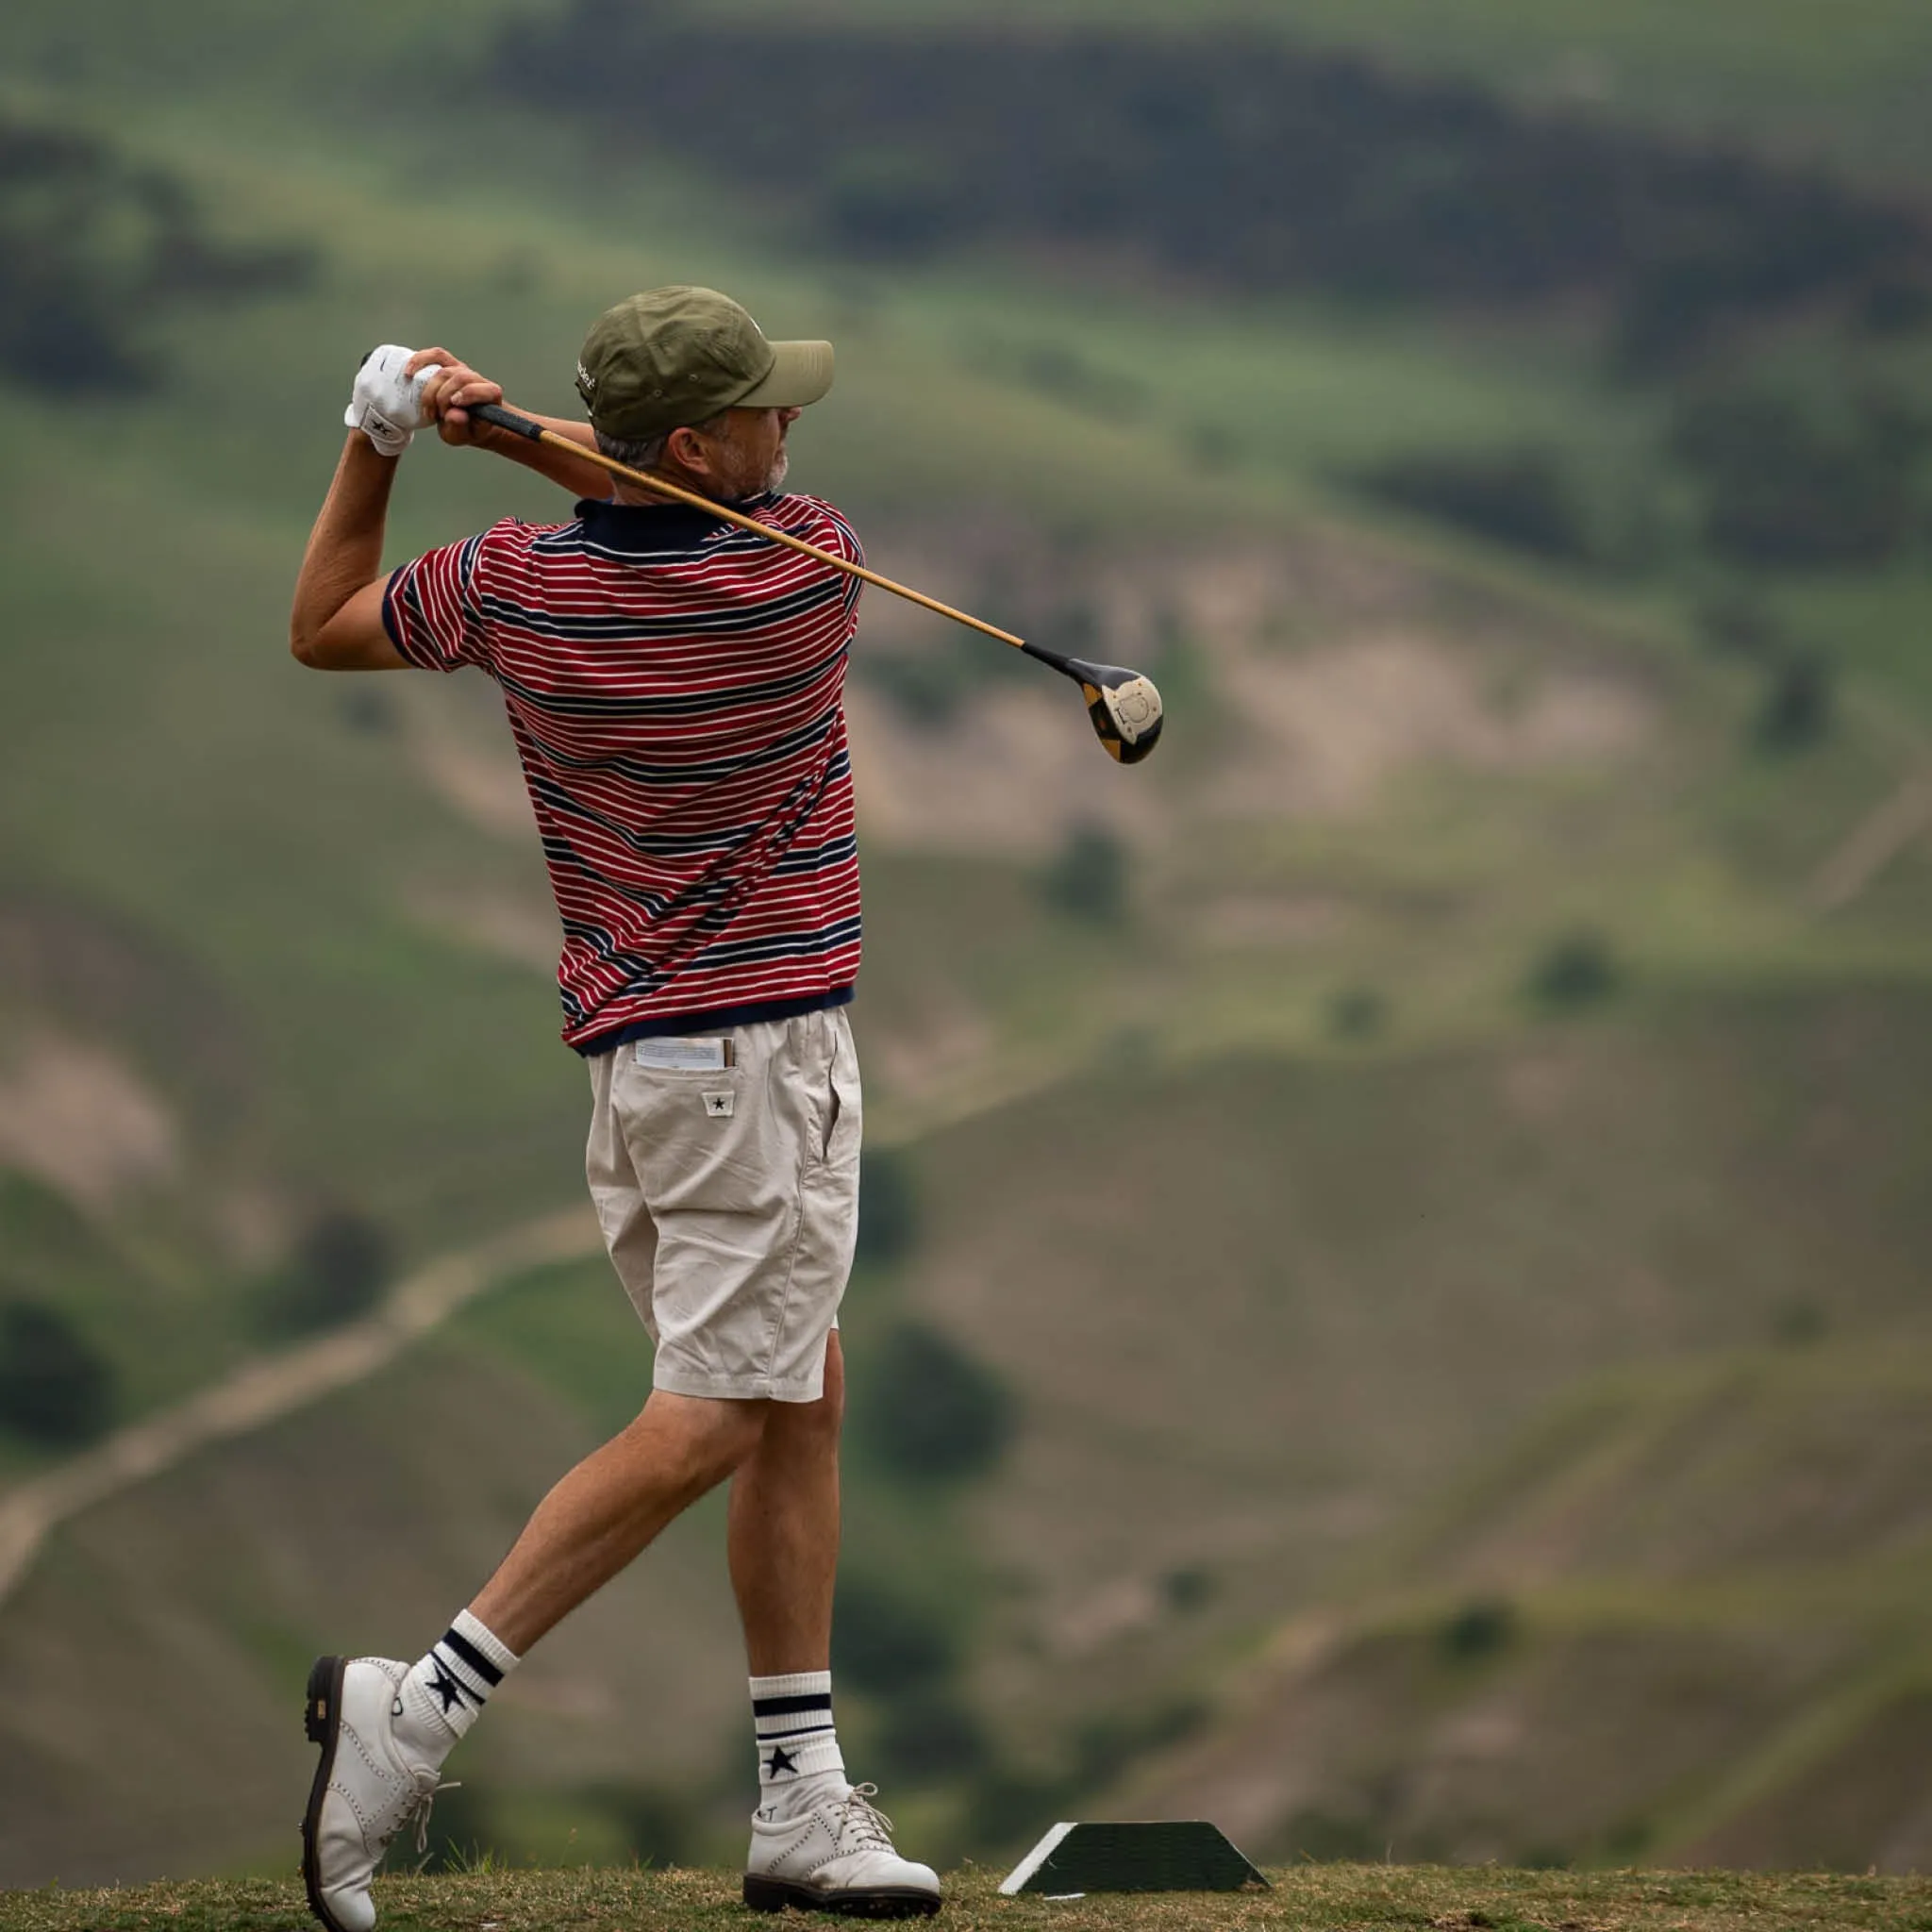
[595,412,729,475]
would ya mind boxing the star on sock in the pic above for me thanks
[394,1613,522,1759]
[427,1662,470,1715]
[752,1671,844,1790]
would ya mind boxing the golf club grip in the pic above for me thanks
[461,402,1034,655]
[466,400,542,441]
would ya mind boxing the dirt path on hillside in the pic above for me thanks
[0,1205,601,1607]
[1808,770,1932,914]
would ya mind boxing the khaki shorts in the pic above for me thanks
[584,1007,860,1404]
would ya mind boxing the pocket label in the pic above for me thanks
[635,1036,731,1072]
[703,1091,736,1118]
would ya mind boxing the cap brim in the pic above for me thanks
[734,339,835,410]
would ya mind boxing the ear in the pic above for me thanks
[664,424,717,477]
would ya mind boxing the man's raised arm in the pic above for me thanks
[291,345,439,670]
[289,430,409,671]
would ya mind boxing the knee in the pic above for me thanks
[756,1387,843,1468]
[632,1393,770,1493]
[782,1387,844,1455]
[700,1402,772,1481]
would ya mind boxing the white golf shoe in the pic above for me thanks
[744,1779,941,1917]
[301,1656,450,1932]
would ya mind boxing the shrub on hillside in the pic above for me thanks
[1163,1564,1217,1613]
[824,149,958,259]
[832,1574,957,1695]
[858,652,974,729]
[1440,1597,1519,1661]
[1524,929,1621,1011]
[1773,1299,1829,1348]
[1670,377,1932,569]
[0,1299,116,1445]
[875,1686,991,1781]
[857,1320,1016,1484]
[1040,824,1128,924]
[1355,446,1600,563]
[856,1148,918,1269]
[858,624,1034,730]
[1755,652,1835,754]
[0,109,311,394]
[580,1779,705,1868]
[1072,1697,1209,1787]
[1328,984,1390,1041]
[255,1209,391,1339]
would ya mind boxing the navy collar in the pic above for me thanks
[575,492,780,557]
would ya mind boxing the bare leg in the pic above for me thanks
[471,1389,768,1656]
[729,1333,844,1674]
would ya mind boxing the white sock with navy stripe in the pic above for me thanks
[752,1670,846,1807]
[393,1609,520,1766]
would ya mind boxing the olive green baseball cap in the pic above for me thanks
[574,286,835,441]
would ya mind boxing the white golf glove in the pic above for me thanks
[344,344,441,457]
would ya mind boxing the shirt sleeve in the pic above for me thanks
[814,500,866,572]
[792,497,866,630]
[381,522,516,675]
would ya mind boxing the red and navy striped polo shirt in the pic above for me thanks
[382,491,864,1054]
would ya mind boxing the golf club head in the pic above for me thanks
[1069,659,1165,764]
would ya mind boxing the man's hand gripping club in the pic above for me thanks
[342,345,442,458]
[294,343,610,672]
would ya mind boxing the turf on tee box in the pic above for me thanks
[999,1821,1268,1895]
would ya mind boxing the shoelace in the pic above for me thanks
[411,1778,461,1859]
[835,1783,897,1854]
[378,1776,461,1863]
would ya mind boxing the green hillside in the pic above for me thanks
[1124,1338,1932,1871]
[3,0,1932,1892]
[7,987,1932,1881]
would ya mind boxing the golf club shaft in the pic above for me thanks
[466,401,1066,665]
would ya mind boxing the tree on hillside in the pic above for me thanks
[856,1149,919,1268]
[857,1319,1016,1483]
[254,1209,391,1339]
[0,109,311,394]
[1524,929,1621,1010]
[0,1299,116,1446]
[1041,824,1128,924]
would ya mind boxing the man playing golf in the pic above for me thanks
[288,287,940,1925]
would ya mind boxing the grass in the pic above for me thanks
[5,1865,1932,1932]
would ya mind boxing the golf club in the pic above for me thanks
[465,401,1164,764]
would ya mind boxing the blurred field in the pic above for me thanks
[3,0,1932,1891]
[707,0,1932,182]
